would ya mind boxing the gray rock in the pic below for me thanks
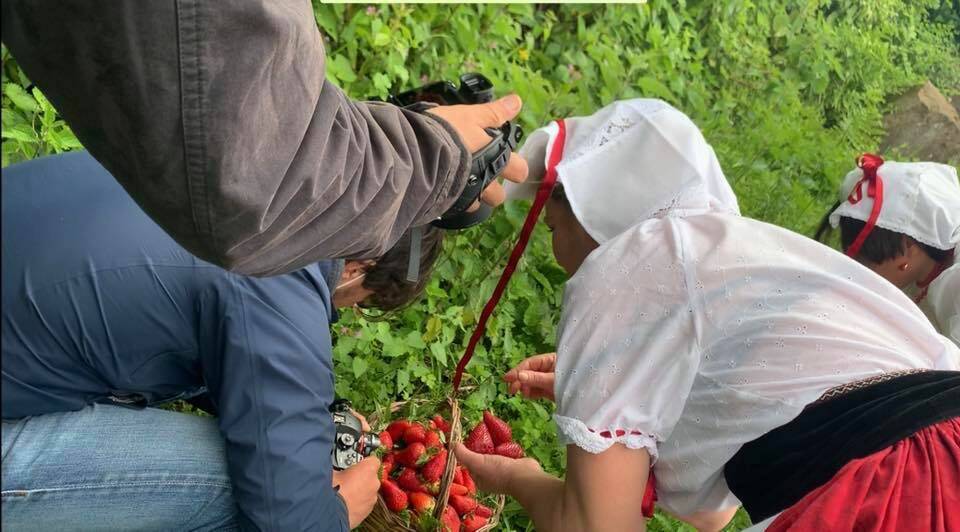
[881,81,960,165]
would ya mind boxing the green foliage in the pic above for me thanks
[4,2,959,530]
[1,45,81,167]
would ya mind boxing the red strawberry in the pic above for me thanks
[396,467,425,493]
[462,514,488,532]
[386,420,412,442]
[409,491,436,514]
[432,414,451,434]
[483,411,513,446]
[421,449,447,483]
[403,424,427,444]
[453,466,465,486]
[380,453,395,482]
[474,503,494,518]
[424,430,443,450]
[448,483,469,497]
[459,467,477,495]
[494,442,524,459]
[440,505,460,532]
[464,423,495,454]
[395,442,427,467]
[449,494,478,516]
[379,430,394,450]
[379,479,408,512]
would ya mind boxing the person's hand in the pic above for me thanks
[504,353,556,401]
[350,408,371,432]
[453,443,543,495]
[427,94,529,209]
[332,455,381,529]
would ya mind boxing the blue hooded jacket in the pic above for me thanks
[2,152,349,531]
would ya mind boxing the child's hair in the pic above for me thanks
[360,225,444,311]
[551,183,570,208]
[814,202,951,264]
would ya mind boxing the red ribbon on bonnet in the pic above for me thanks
[845,153,885,259]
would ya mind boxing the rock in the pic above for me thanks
[880,81,960,164]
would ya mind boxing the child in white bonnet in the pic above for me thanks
[454,98,960,532]
[816,157,959,346]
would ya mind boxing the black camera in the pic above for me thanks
[384,73,523,230]
[387,72,495,107]
[330,399,380,470]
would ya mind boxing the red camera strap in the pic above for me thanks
[452,119,567,392]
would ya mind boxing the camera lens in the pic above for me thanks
[360,432,381,456]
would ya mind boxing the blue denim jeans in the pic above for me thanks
[2,404,238,531]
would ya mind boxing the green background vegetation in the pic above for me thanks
[3,1,959,530]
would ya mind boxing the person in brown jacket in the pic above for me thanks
[1,0,528,276]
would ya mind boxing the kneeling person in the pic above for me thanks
[1,151,444,531]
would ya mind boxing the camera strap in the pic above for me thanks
[451,119,567,392]
[432,122,523,230]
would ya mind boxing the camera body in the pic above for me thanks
[385,73,523,230]
[387,72,495,107]
[330,399,380,470]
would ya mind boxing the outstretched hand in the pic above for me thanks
[504,352,556,401]
[453,443,543,495]
[427,94,529,210]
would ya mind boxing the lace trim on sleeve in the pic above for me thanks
[554,414,660,463]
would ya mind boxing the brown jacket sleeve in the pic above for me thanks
[1,0,469,276]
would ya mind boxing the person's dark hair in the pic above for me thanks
[814,203,951,264]
[551,183,570,207]
[360,225,444,312]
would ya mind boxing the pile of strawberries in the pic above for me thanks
[377,411,523,532]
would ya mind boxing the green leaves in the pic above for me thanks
[2,46,82,166]
[4,83,36,113]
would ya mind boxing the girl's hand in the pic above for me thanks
[453,443,543,495]
[504,352,556,401]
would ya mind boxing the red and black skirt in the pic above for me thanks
[725,370,960,532]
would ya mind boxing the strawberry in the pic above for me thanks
[396,467,425,493]
[462,514,489,532]
[460,467,477,495]
[483,411,513,446]
[379,430,394,451]
[432,414,451,434]
[395,442,428,467]
[386,420,412,442]
[474,503,494,518]
[420,449,447,483]
[440,505,460,532]
[424,479,440,496]
[403,424,427,444]
[380,453,395,482]
[379,479,408,512]
[464,423,495,454]
[424,430,443,450]
[448,483,469,497]
[409,491,436,514]
[449,494,478,516]
[494,442,524,459]
[453,466,465,486]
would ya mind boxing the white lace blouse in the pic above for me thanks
[553,212,960,516]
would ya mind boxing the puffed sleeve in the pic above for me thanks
[553,221,701,463]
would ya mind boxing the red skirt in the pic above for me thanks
[769,417,960,532]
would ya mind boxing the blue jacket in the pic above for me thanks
[2,152,349,531]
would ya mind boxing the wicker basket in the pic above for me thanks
[360,398,506,532]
